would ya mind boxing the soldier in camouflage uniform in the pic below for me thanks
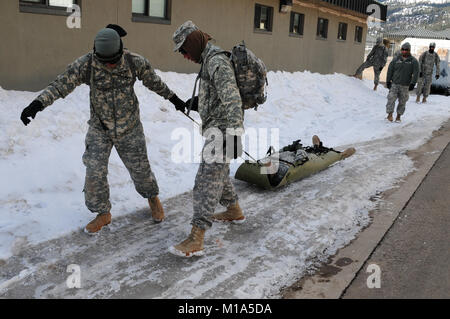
[354,38,390,90]
[20,27,187,234]
[416,42,441,103]
[168,21,245,258]
[385,42,419,123]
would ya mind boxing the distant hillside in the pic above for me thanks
[377,0,450,32]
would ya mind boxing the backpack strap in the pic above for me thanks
[125,52,137,80]
[186,51,229,116]
[85,52,93,85]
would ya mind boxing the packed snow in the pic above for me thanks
[0,70,449,297]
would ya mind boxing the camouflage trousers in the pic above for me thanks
[82,122,159,214]
[191,140,239,230]
[386,84,409,116]
[355,60,383,85]
[416,74,433,98]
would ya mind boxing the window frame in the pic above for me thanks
[316,17,329,40]
[254,3,274,34]
[289,11,305,37]
[132,0,171,25]
[337,22,348,41]
[355,26,364,43]
[19,0,81,16]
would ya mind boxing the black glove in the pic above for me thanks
[409,83,415,91]
[21,100,44,126]
[436,74,440,80]
[224,134,243,160]
[169,94,186,113]
[379,67,383,71]
[387,82,392,89]
[186,96,199,112]
[419,72,423,78]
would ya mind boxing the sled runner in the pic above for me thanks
[235,136,355,190]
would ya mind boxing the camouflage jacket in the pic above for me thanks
[367,44,388,67]
[419,51,440,76]
[36,50,174,138]
[198,42,244,135]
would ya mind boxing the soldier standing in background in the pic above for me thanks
[20,27,187,234]
[354,38,390,91]
[168,21,245,258]
[416,42,441,104]
[385,42,419,123]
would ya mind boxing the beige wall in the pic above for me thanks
[0,0,367,91]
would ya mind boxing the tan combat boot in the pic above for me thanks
[395,114,402,123]
[387,113,393,122]
[169,226,205,257]
[212,202,246,224]
[416,95,421,103]
[422,96,427,103]
[148,196,165,223]
[312,135,321,147]
[84,212,111,235]
[341,148,356,160]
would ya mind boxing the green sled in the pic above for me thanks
[235,137,355,190]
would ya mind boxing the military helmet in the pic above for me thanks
[430,42,436,48]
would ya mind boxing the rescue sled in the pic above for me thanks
[235,136,356,190]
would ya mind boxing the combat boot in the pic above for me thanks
[169,226,205,257]
[387,113,393,122]
[395,114,402,123]
[212,202,246,224]
[312,135,321,147]
[84,212,111,235]
[373,84,378,91]
[422,96,427,103]
[416,95,421,103]
[148,196,165,223]
[341,148,356,160]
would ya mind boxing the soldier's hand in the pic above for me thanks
[169,94,187,113]
[21,100,44,126]
[186,96,199,112]
[409,83,415,91]
[436,74,440,80]
[387,82,392,89]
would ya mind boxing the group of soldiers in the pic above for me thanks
[20,21,244,258]
[354,38,441,123]
[20,23,442,259]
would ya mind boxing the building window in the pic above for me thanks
[316,18,328,39]
[254,4,273,32]
[289,12,305,36]
[337,22,347,41]
[132,0,171,24]
[355,26,363,43]
[19,0,79,16]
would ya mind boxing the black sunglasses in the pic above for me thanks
[178,47,187,55]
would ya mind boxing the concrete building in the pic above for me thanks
[0,0,386,91]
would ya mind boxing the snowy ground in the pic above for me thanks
[0,71,449,298]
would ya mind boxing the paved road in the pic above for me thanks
[343,142,450,299]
